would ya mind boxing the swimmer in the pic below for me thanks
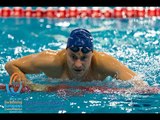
[5,28,149,91]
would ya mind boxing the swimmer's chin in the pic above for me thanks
[72,74,85,80]
[72,69,84,74]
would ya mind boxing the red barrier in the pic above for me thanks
[0,7,160,18]
[67,7,78,18]
[91,7,102,18]
[35,7,45,18]
[25,7,33,17]
[125,7,135,18]
[102,7,112,18]
[1,7,11,17]
[135,7,146,18]
[78,7,90,18]
[113,7,123,18]
[147,7,156,17]
[56,7,66,18]
[46,7,55,18]
[12,7,24,17]
[156,8,160,16]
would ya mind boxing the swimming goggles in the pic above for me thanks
[69,46,92,54]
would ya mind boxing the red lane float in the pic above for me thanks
[78,7,89,18]
[1,7,11,17]
[125,7,135,18]
[114,7,123,18]
[102,7,112,18]
[0,83,160,95]
[12,7,24,17]
[35,7,45,18]
[45,7,55,18]
[25,7,33,18]
[147,7,156,17]
[0,7,160,19]
[1,70,160,95]
[67,7,78,18]
[91,7,102,18]
[56,7,66,18]
[156,8,160,16]
[136,7,146,18]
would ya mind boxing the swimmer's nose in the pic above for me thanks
[74,59,82,69]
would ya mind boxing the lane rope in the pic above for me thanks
[0,7,160,18]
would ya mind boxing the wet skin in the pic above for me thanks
[5,49,149,91]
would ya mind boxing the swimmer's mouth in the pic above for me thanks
[74,69,82,72]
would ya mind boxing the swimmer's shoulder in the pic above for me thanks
[93,50,112,60]
[92,50,118,71]
[92,50,110,68]
[37,49,66,57]
[41,49,66,63]
[32,49,66,66]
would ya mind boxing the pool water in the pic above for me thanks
[0,17,160,113]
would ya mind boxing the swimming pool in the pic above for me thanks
[0,16,160,113]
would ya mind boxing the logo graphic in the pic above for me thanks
[6,82,22,95]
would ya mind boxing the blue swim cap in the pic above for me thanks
[66,28,93,50]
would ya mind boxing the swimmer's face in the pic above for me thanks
[66,48,93,79]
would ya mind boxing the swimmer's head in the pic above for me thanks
[66,28,93,54]
[66,28,93,80]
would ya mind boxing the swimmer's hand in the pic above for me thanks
[9,72,29,86]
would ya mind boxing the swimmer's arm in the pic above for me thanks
[5,50,55,82]
[5,53,43,82]
[99,53,149,87]
[5,54,39,83]
[5,54,40,76]
[110,58,149,87]
[5,50,58,75]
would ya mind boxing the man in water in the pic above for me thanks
[5,28,149,92]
